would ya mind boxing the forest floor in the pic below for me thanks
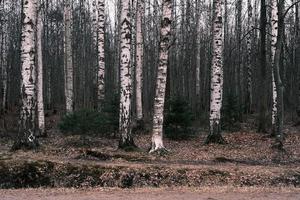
[1,187,300,200]
[0,114,300,195]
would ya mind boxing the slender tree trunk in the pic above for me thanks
[1,0,8,113]
[97,0,105,109]
[119,0,136,149]
[135,0,145,122]
[272,0,285,149]
[246,0,253,114]
[195,0,202,114]
[297,3,300,118]
[150,0,172,153]
[258,0,268,133]
[271,0,278,136]
[37,0,45,136]
[235,0,243,120]
[13,0,39,150]
[64,0,74,113]
[205,0,226,144]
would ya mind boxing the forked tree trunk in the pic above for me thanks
[150,0,172,153]
[119,0,136,149]
[13,0,39,150]
[64,0,74,113]
[97,0,105,109]
[205,0,226,144]
[135,0,145,122]
[37,0,45,136]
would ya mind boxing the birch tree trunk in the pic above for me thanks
[37,0,45,136]
[205,0,226,144]
[64,0,74,113]
[150,0,172,153]
[272,0,284,149]
[92,0,98,91]
[135,0,145,122]
[119,0,136,149]
[92,0,98,48]
[97,0,105,109]
[246,0,253,114]
[13,0,39,149]
[271,0,278,136]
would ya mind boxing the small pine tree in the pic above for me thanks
[58,95,119,136]
[164,96,195,140]
[221,94,241,131]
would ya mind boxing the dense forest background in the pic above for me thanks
[0,0,300,149]
[1,0,300,194]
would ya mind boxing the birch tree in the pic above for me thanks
[36,0,45,136]
[135,0,145,122]
[150,0,172,153]
[205,0,226,144]
[271,0,278,136]
[119,0,136,148]
[272,0,285,149]
[96,0,105,109]
[13,0,39,149]
[64,0,74,113]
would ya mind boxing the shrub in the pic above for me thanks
[221,94,241,131]
[164,96,195,140]
[59,96,119,136]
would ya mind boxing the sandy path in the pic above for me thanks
[1,187,299,200]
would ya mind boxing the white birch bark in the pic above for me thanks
[119,0,135,148]
[272,0,284,148]
[92,0,98,47]
[97,0,105,108]
[36,0,45,135]
[17,0,38,148]
[150,0,172,153]
[206,0,225,144]
[135,0,145,121]
[271,0,278,134]
[64,0,74,113]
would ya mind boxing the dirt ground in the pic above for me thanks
[1,187,300,200]
[0,114,300,189]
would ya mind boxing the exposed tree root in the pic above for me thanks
[149,146,169,156]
